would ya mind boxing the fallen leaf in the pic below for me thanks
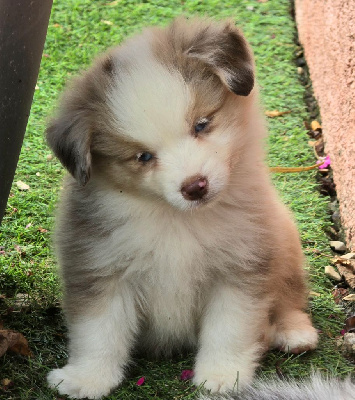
[309,291,321,298]
[101,20,113,25]
[14,245,26,256]
[311,120,322,131]
[53,23,62,28]
[0,330,32,357]
[343,294,355,302]
[1,378,11,386]
[345,314,355,333]
[106,0,120,4]
[265,110,291,117]
[332,287,348,304]
[180,369,194,381]
[314,138,324,156]
[136,377,145,386]
[336,264,355,289]
[16,181,30,191]
[38,226,48,233]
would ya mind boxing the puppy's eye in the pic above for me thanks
[136,152,153,163]
[194,118,210,135]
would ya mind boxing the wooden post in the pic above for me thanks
[0,0,53,223]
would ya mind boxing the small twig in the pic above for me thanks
[269,164,319,173]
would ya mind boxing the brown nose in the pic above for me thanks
[181,176,208,201]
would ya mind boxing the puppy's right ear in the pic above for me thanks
[46,104,92,186]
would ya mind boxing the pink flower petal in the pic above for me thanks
[340,329,346,336]
[317,155,331,169]
[180,369,194,381]
[136,376,145,386]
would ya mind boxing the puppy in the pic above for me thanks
[46,17,318,399]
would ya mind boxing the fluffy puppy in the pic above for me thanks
[46,17,318,399]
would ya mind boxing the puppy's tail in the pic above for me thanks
[198,374,355,400]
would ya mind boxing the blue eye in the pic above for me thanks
[137,152,153,163]
[194,118,210,134]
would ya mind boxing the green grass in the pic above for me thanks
[0,0,353,399]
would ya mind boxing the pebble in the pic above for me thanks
[341,253,355,260]
[324,265,342,281]
[342,333,355,357]
[330,241,347,253]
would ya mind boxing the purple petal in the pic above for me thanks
[136,377,145,386]
[340,329,346,336]
[317,155,331,169]
[180,369,194,381]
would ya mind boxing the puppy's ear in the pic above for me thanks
[46,55,113,186]
[46,104,92,186]
[186,20,254,96]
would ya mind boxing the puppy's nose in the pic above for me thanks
[181,176,208,201]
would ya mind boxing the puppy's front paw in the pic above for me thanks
[193,365,253,393]
[273,325,318,354]
[47,364,123,399]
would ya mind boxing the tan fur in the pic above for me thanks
[46,18,318,399]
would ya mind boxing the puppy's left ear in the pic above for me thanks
[186,20,254,96]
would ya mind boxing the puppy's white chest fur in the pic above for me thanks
[119,211,206,350]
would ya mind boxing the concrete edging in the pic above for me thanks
[295,0,355,251]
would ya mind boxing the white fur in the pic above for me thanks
[47,282,139,399]
[193,286,268,392]
[199,374,355,400]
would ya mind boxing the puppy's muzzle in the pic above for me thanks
[181,176,208,201]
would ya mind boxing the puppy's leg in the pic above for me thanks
[47,280,138,399]
[193,285,267,393]
[270,309,318,354]
[268,221,318,354]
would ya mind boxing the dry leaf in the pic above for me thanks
[336,264,355,289]
[106,0,120,5]
[311,120,322,131]
[1,378,11,386]
[332,287,348,304]
[265,110,291,117]
[0,329,32,357]
[38,227,48,233]
[343,294,355,302]
[309,291,321,298]
[101,20,113,26]
[53,23,62,28]
[16,180,30,191]
[345,314,355,333]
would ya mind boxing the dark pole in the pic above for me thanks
[0,1,53,224]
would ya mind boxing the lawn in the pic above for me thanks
[0,0,353,399]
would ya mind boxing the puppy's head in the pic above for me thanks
[47,18,256,211]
